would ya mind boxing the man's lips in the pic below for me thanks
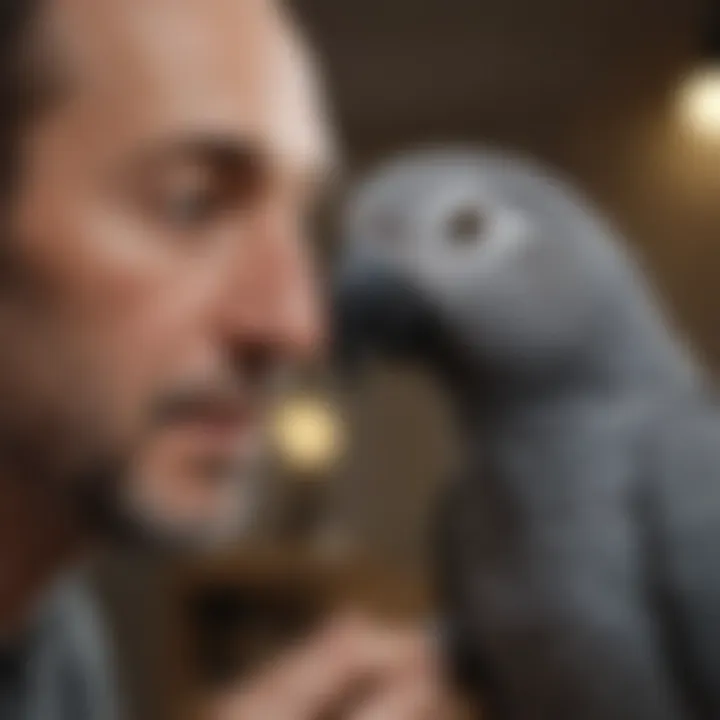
[163,402,260,446]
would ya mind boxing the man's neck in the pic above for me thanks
[0,473,83,639]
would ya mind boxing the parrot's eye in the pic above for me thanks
[446,206,485,246]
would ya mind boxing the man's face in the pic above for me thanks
[1,0,332,541]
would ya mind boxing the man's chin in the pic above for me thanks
[127,506,253,554]
[114,472,263,554]
[73,431,269,552]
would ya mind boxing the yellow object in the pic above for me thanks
[272,395,345,474]
[679,68,720,139]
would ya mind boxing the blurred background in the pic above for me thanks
[90,0,720,717]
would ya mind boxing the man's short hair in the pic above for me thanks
[0,0,48,197]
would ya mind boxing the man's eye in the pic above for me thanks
[161,188,223,228]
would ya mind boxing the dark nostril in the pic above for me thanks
[235,342,275,387]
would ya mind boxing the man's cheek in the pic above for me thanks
[82,309,174,452]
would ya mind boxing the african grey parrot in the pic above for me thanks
[333,147,720,720]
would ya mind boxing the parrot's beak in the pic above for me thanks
[332,262,443,375]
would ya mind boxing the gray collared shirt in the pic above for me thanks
[0,576,118,720]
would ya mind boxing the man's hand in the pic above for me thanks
[209,613,457,720]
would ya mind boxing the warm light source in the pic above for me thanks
[272,394,345,474]
[680,68,720,138]
[680,7,720,138]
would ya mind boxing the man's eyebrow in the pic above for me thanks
[127,135,266,178]
[124,133,339,197]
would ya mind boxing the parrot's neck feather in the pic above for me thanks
[432,306,703,433]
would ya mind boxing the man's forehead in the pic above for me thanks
[44,0,336,179]
[49,0,277,69]
[267,11,338,183]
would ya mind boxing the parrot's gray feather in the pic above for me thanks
[335,147,719,719]
[643,403,720,717]
[437,397,690,719]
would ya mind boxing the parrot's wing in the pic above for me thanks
[435,413,691,720]
[644,401,720,718]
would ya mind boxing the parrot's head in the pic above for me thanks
[334,148,693,401]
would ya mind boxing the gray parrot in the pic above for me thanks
[333,147,720,720]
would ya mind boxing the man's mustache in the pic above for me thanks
[152,386,248,425]
[150,371,290,427]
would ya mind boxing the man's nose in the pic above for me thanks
[219,217,325,361]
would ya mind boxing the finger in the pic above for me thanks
[217,612,378,720]
[346,677,443,720]
[346,621,440,684]
[211,617,444,720]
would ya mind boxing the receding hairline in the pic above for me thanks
[2,0,339,189]
[4,0,77,126]
[0,0,73,198]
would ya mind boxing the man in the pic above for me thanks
[0,0,449,718]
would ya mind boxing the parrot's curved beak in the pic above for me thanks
[332,262,443,375]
